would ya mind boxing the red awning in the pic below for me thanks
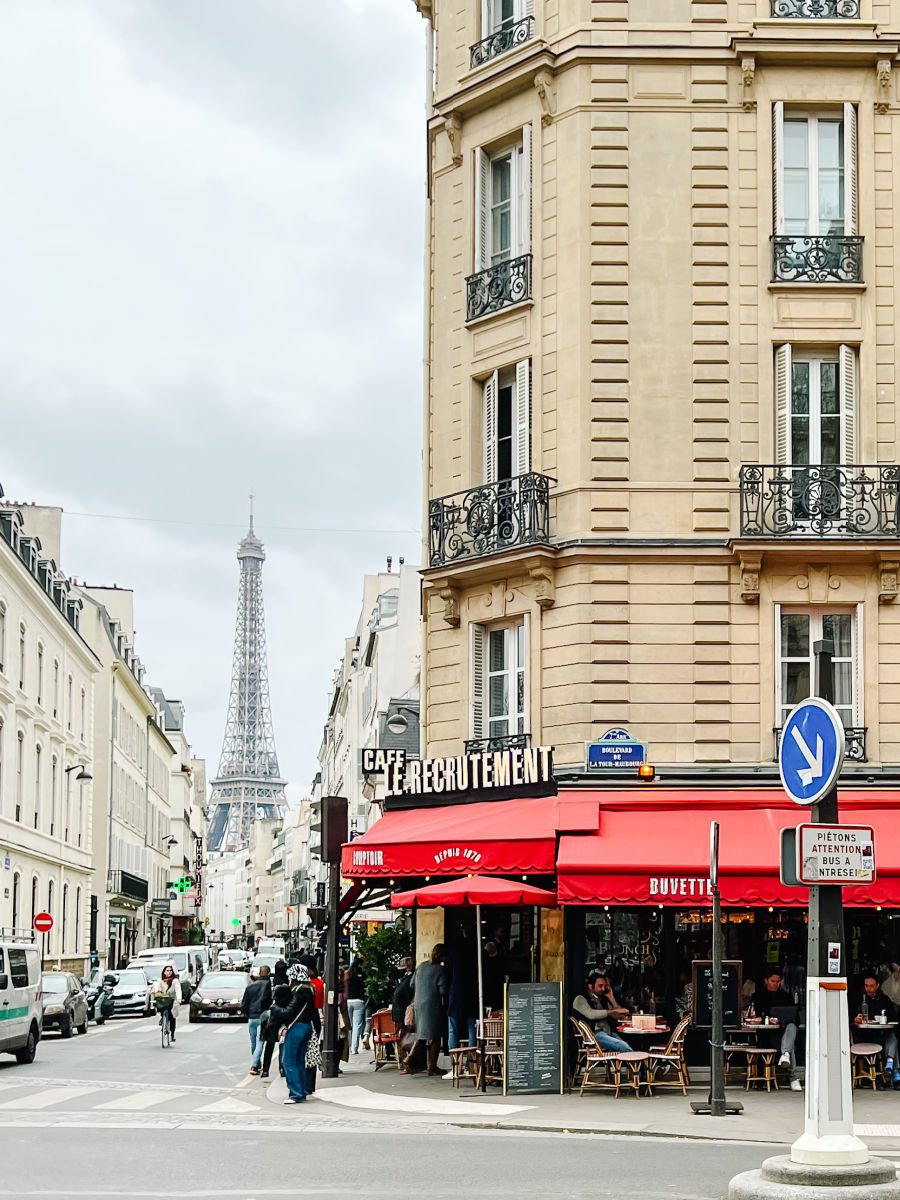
[391,875,557,909]
[341,795,563,878]
[556,789,900,908]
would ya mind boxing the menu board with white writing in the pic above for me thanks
[503,982,563,1096]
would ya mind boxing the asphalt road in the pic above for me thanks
[0,1013,785,1199]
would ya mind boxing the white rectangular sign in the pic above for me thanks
[796,823,875,884]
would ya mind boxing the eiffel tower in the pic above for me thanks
[207,503,286,852]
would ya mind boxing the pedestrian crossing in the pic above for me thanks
[0,1076,267,1125]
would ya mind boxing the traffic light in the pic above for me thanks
[309,796,348,864]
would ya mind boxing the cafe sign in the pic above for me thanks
[382,746,556,810]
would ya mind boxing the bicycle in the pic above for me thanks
[155,996,174,1048]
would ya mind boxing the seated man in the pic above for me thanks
[572,972,632,1054]
[853,972,899,1089]
[752,968,801,1092]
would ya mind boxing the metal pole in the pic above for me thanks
[321,860,341,1080]
[809,640,844,980]
[710,883,726,1117]
[477,903,487,1093]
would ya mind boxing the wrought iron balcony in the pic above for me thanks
[465,733,532,755]
[739,464,900,539]
[772,235,863,284]
[466,253,532,322]
[776,726,866,763]
[428,473,551,567]
[470,16,535,68]
[771,0,859,14]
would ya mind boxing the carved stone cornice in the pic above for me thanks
[880,557,899,604]
[876,59,892,115]
[444,112,462,167]
[534,69,555,126]
[741,57,756,111]
[739,552,762,603]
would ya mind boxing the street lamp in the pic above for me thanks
[64,764,92,784]
[385,705,418,736]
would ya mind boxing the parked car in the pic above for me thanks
[107,968,153,1017]
[217,949,251,971]
[249,954,280,980]
[188,970,250,1022]
[41,972,89,1038]
[0,938,42,1064]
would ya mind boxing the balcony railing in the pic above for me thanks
[429,473,551,567]
[776,725,866,762]
[107,870,149,904]
[772,0,859,14]
[465,733,532,755]
[740,464,900,538]
[772,235,863,284]
[466,253,532,322]
[470,16,535,68]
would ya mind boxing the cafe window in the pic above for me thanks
[776,606,859,729]
[470,619,528,741]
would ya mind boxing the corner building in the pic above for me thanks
[369,0,900,1056]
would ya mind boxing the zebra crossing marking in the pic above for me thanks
[0,1086,97,1110]
[94,1090,174,1111]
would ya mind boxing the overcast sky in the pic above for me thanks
[0,0,426,802]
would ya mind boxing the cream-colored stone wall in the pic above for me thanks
[417,0,900,767]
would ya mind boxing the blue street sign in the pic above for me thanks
[586,729,646,772]
[778,697,845,807]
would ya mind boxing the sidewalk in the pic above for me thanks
[265,1054,900,1151]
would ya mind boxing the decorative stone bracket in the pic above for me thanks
[534,70,555,126]
[740,553,762,603]
[444,113,462,167]
[439,586,461,626]
[742,57,756,112]
[880,559,899,604]
[876,60,892,115]
[529,566,555,609]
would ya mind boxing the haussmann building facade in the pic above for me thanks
[342,0,900,1060]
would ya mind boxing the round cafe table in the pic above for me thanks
[855,1022,898,1031]
[618,1024,670,1040]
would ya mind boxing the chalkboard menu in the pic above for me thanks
[503,982,563,1096]
[692,960,743,1029]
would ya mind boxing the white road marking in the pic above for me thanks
[855,1124,900,1137]
[194,1096,259,1114]
[0,1086,97,1110]
[313,1083,531,1117]
[94,1091,174,1111]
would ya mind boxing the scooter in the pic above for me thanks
[87,976,116,1025]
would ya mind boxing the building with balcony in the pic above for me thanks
[347,0,900,1023]
[0,501,98,975]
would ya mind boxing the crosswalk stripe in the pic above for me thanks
[0,1086,97,1110]
[93,1090,173,1112]
[195,1096,258,1114]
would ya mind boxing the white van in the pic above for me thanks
[0,937,42,1064]
[132,947,204,1001]
[257,937,285,959]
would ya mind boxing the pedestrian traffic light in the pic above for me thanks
[309,795,348,864]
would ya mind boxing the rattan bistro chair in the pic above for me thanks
[645,1017,691,1095]
[370,1009,402,1070]
[573,1018,649,1098]
[474,1015,505,1088]
[851,1043,884,1090]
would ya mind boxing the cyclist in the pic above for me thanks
[152,963,182,1042]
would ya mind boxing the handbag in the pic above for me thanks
[306,1035,323,1069]
[404,1003,416,1029]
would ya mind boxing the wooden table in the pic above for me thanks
[618,1025,670,1039]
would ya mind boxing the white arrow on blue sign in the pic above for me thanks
[778,697,846,807]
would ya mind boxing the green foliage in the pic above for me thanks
[355,921,412,1008]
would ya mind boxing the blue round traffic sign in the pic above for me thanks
[778,698,845,806]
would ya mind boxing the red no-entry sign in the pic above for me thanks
[33,912,53,933]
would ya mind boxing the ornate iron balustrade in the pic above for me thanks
[740,464,900,538]
[776,726,866,763]
[466,253,532,322]
[429,473,551,567]
[465,733,532,754]
[470,15,535,68]
[772,0,859,14]
[772,235,863,283]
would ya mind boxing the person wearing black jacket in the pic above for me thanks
[391,958,416,1069]
[853,973,899,1087]
[243,966,272,1076]
[751,968,801,1091]
[268,982,320,1103]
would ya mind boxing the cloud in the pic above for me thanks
[0,0,425,800]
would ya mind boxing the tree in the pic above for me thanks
[355,921,413,1008]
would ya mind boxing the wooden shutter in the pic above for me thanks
[514,359,531,475]
[773,101,784,235]
[775,343,792,463]
[470,623,485,739]
[774,603,783,726]
[521,0,535,17]
[483,369,498,483]
[840,344,857,464]
[517,124,532,256]
[854,602,864,728]
[844,102,858,236]
[481,0,491,36]
[475,147,490,271]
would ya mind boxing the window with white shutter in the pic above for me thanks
[775,345,856,466]
[483,360,531,483]
[470,620,529,741]
[773,108,856,237]
[777,608,860,729]
[474,128,532,271]
[482,0,533,36]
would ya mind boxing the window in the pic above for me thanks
[475,129,532,271]
[483,0,517,35]
[777,607,859,729]
[36,644,43,707]
[15,732,23,822]
[62,884,69,955]
[0,602,6,674]
[66,675,72,731]
[470,620,528,739]
[30,876,38,926]
[74,887,81,955]
[50,755,58,837]
[11,872,19,931]
[484,360,531,482]
[18,625,25,691]
[7,947,29,988]
[33,745,41,829]
[47,881,54,954]
[64,768,71,843]
[774,105,857,237]
[52,660,59,719]
[80,688,86,743]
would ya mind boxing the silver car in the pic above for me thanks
[108,968,153,1017]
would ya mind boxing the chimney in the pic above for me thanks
[386,555,393,573]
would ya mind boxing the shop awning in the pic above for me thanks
[391,875,557,909]
[556,790,900,908]
[341,794,564,879]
